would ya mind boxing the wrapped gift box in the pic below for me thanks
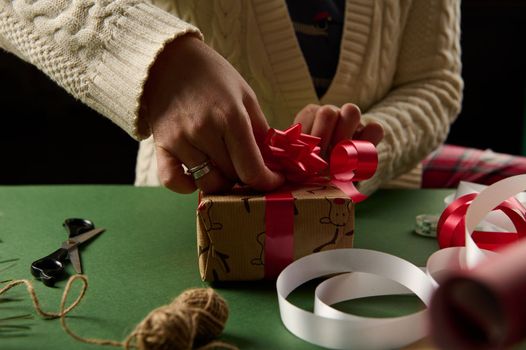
[196,185,354,281]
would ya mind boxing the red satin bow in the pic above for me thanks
[261,123,377,202]
[437,193,526,251]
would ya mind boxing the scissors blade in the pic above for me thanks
[68,247,82,274]
[62,228,105,250]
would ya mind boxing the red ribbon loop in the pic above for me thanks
[437,193,526,251]
[330,140,377,182]
[261,124,378,202]
[329,140,378,202]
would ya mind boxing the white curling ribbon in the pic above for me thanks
[276,174,526,349]
[276,249,435,349]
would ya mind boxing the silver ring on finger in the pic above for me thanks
[184,160,213,181]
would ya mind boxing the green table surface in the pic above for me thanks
[0,186,519,350]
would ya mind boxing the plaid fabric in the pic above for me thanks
[422,144,526,188]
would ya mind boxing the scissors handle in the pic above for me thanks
[30,248,69,287]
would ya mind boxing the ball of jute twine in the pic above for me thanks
[0,275,237,350]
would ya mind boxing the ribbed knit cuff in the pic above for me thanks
[85,2,202,140]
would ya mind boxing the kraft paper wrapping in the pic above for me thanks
[196,185,354,281]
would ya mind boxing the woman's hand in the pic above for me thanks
[142,35,284,194]
[293,103,384,157]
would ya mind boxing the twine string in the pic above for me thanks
[0,275,237,350]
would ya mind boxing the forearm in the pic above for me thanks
[359,0,463,194]
[0,1,202,139]
[361,72,463,193]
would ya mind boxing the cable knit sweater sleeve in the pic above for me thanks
[0,1,202,139]
[359,0,463,194]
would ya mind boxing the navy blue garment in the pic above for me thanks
[285,0,345,98]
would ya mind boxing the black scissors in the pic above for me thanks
[30,218,105,287]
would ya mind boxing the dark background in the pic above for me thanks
[0,0,525,185]
[446,0,526,155]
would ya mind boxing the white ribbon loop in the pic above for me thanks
[277,175,526,349]
[276,249,435,349]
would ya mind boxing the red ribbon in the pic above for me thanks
[329,139,378,203]
[437,193,526,251]
[261,124,378,278]
[261,123,378,202]
[264,192,294,279]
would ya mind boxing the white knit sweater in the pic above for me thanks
[0,0,463,193]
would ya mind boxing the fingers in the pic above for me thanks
[295,104,341,155]
[330,103,384,146]
[155,145,196,194]
[353,122,384,146]
[311,105,339,155]
[331,103,361,147]
[224,106,284,191]
[294,104,320,134]
[188,123,238,182]
[243,91,271,146]
[156,137,233,194]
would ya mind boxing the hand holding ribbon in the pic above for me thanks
[260,123,378,202]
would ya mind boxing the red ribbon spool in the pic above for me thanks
[437,193,526,251]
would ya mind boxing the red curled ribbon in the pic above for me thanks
[261,124,378,278]
[437,193,526,251]
[329,139,378,203]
